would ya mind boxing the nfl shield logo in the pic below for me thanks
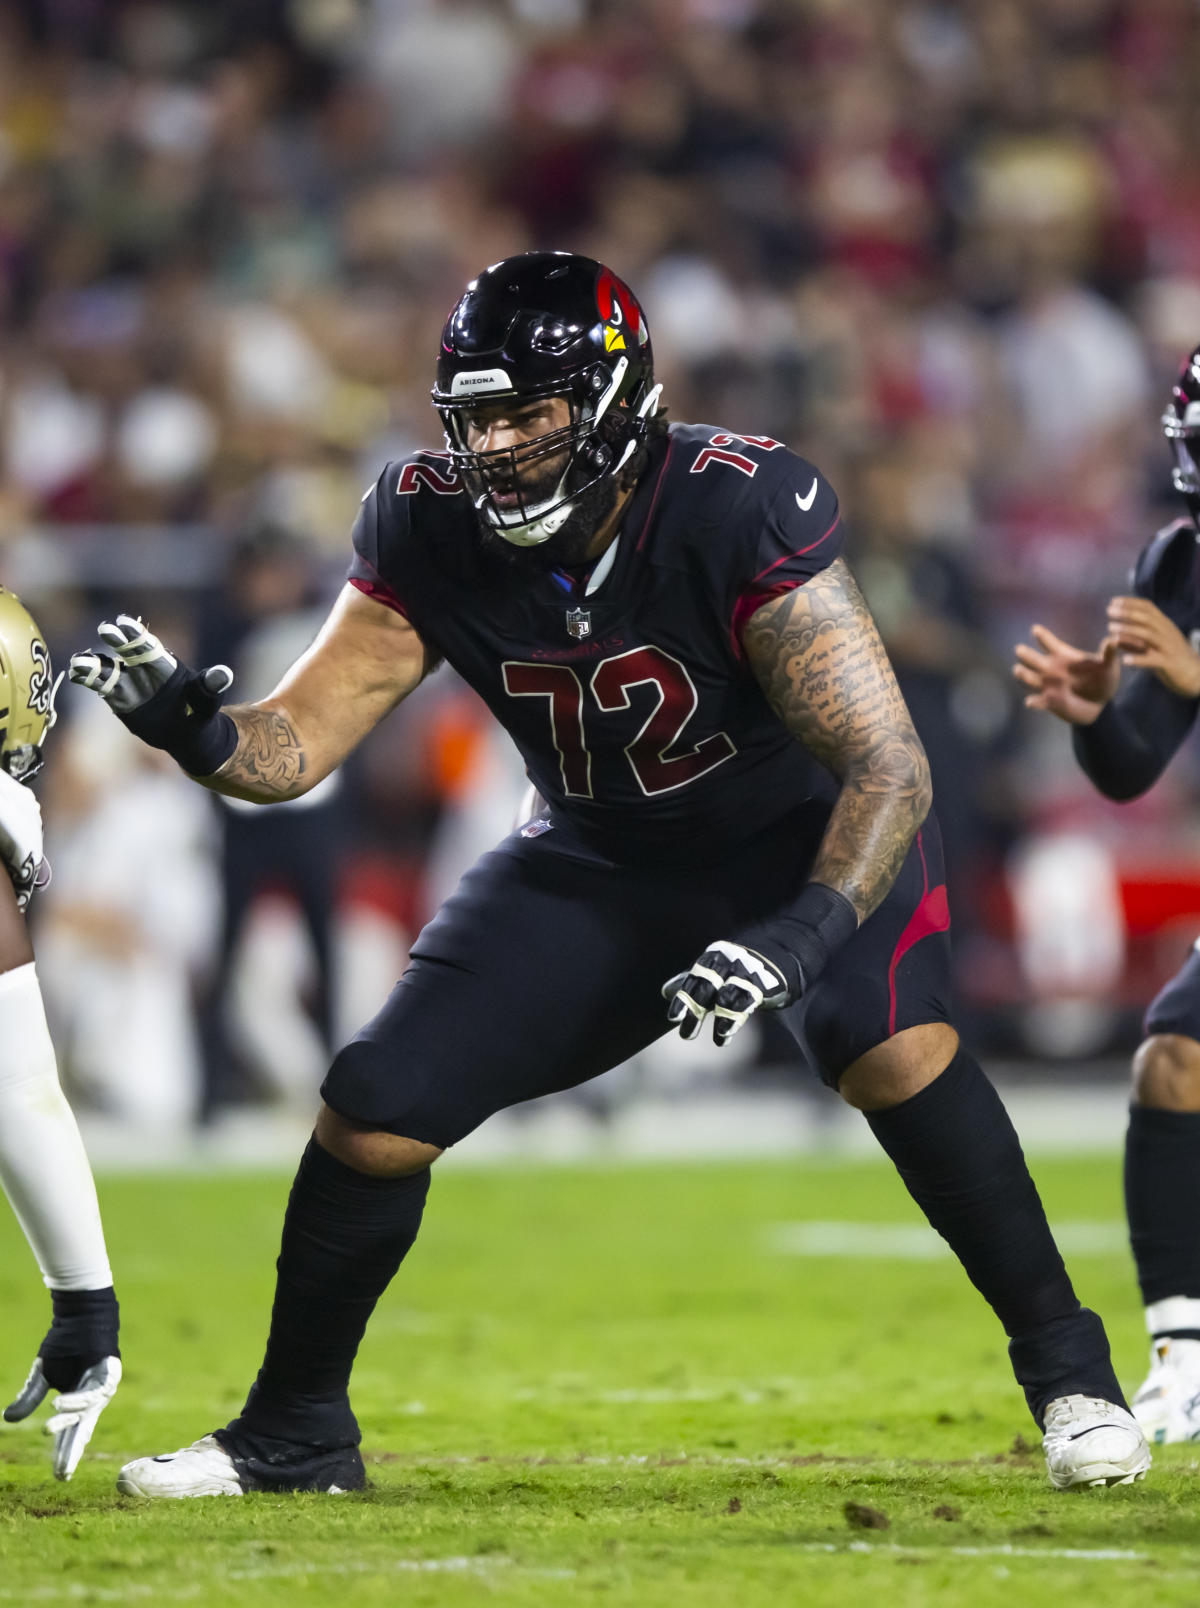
[566,607,592,639]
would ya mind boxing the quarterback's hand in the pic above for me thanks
[1106,596,1200,699]
[663,941,792,1047]
[1012,624,1121,725]
[0,767,49,911]
[69,616,234,774]
[4,1355,122,1481]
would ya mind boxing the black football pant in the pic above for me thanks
[237,807,1119,1444]
[322,804,953,1137]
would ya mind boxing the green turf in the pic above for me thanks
[1,1153,1197,1605]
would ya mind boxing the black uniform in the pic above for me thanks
[1072,517,1200,1041]
[208,253,1127,1469]
[323,424,951,1146]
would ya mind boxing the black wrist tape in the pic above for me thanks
[169,710,238,777]
[748,882,859,998]
[120,664,238,776]
[40,1286,121,1386]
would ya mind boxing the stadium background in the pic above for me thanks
[0,0,1197,1152]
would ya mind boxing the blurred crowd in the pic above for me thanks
[1,0,1199,1124]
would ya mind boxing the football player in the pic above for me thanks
[1015,344,1200,1444]
[0,592,121,1479]
[74,253,1146,1495]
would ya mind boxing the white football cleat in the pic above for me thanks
[1042,1395,1151,1489]
[117,1428,364,1497]
[117,1435,244,1499]
[1130,1337,1200,1444]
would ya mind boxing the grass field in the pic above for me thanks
[1,1153,1197,1605]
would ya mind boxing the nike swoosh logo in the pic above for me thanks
[795,478,818,512]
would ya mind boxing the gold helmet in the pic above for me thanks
[0,588,58,781]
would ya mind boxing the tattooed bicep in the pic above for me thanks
[741,558,918,777]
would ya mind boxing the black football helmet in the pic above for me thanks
[1163,344,1200,525]
[432,252,661,548]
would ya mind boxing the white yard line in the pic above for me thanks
[364,1451,1018,1470]
[0,1559,577,1600]
[226,1557,576,1582]
[805,1541,1147,1562]
[0,1590,203,1604]
[767,1220,1128,1259]
[77,1075,1134,1172]
[511,1383,809,1405]
[0,1542,1167,1601]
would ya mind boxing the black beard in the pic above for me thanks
[475,473,622,574]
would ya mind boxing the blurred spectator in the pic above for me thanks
[194,524,347,1121]
[36,698,219,1133]
[0,0,1197,1078]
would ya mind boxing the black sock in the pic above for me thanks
[228,1138,431,1448]
[1124,1104,1200,1314]
[866,1048,1125,1422]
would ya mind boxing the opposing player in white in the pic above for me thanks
[0,592,121,1479]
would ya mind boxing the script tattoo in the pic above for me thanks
[742,559,932,921]
[208,705,307,801]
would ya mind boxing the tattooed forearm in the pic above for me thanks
[199,704,308,803]
[743,559,932,922]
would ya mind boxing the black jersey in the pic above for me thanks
[1072,516,1200,800]
[348,423,844,864]
[1132,516,1200,631]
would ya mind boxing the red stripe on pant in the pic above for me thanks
[887,829,951,1036]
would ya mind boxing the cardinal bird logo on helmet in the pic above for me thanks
[596,267,648,356]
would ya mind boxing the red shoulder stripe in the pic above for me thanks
[349,574,411,621]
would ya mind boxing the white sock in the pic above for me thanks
[0,962,112,1290]
[1145,1296,1200,1337]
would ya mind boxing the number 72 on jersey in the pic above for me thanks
[502,647,736,800]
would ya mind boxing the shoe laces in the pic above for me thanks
[1044,1394,1120,1430]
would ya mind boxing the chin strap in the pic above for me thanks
[488,378,663,549]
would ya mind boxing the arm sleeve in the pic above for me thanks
[1071,521,1200,799]
[728,466,844,656]
[1071,673,1199,800]
[0,963,113,1290]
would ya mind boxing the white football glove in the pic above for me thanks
[4,1354,122,1480]
[69,614,169,708]
[0,767,49,911]
[70,615,235,774]
[663,940,792,1048]
[69,614,229,715]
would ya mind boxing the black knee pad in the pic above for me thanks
[1145,944,1200,1041]
[796,971,894,1086]
[321,1039,440,1143]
